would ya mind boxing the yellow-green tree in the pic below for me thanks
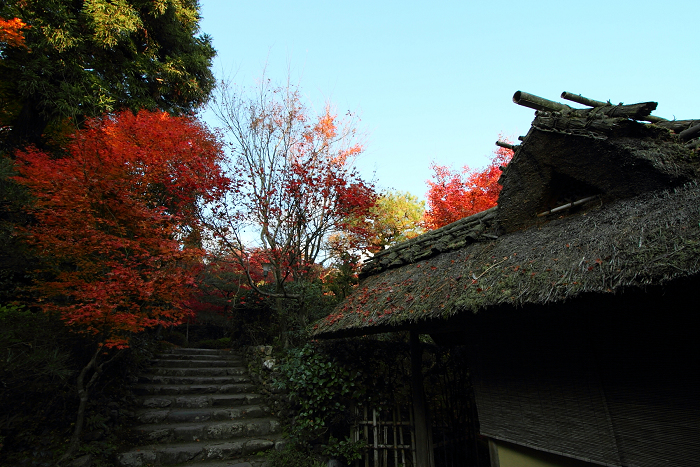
[327,189,425,258]
[369,189,425,251]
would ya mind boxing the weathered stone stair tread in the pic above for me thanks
[139,375,250,385]
[118,436,282,465]
[162,348,236,354]
[138,394,264,409]
[150,359,244,368]
[136,405,269,423]
[134,417,280,443]
[134,383,257,396]
[174,459,268,467]
[146,367,247,376]
[118,347,283,466]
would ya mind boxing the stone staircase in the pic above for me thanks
[117,347,283,467]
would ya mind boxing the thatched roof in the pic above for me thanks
[312,181,700,338]
[497,93,700,233]
[312,91,700,339]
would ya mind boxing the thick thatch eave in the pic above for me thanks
[359,207,498,278]
[312,182,700,338]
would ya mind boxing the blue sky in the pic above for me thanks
[198,0,699,201]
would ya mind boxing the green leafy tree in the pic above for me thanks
[0,0,216,148]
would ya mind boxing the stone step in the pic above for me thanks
[135,405,269,424]
[117,437,282,467]
[172,459,270,467]
[138,394,265,409]
[160,348,238,355]
[155,351,243,360]
[133,383,257,396]
[138,375,250,386]
[133,418,281,444]
[118,347,284,467]
[149,359,245,368]
[145,367,247,377]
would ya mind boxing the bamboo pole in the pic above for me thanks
[393,407,399,467]
[560,91,667,123]
[354,406,360,467]
[513,90,570,112]
[365,406,370,467]
[679,122,700,142]
[560,91,608,108]
[409,405,416,466]
[384,424,388,466]
[496,140,518,151]
[373,408,379,466]
[537,195,598,217]
[399,407,407,466]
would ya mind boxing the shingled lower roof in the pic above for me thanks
[312,182,700,338]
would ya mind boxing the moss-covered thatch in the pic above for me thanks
[312,181,700,338]
[496,102,699,233]
[313,92,700,339]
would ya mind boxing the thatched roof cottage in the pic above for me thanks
[312,92,700,467]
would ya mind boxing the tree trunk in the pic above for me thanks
[57,346,100,465]
[56,345,121,466]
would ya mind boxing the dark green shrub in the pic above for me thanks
[162,329,188,347]
[196,337,232,349]
[274,343,364,453]
[265,443,325,467]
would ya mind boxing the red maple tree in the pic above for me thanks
[14,110,227,348]
[423,140,514,229]
[14,110,227,459]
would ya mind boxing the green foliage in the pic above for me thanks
[162,329,189,347]
[0,158,36,302]
[266,443,325,467]
[196,337,233,349]
[0,303,161,464]
[192,261,275,346]
[274,343,364,443]
[323,435,366,463]
[0,303,74,394]
[271,339,416,464]
[0,0,216,148]
[323,252,360,300]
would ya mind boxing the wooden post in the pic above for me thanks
[410,331,435,467]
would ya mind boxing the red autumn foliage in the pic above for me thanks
[209,84,377,293]
[13,110,227,348]
[423,140,514,230]
[187,248,289,319]
[0,17,29,49]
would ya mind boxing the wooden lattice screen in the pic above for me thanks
[353,405,416,467]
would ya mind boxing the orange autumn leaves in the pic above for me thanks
[423,141,514,230]
[0,17,29,49]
